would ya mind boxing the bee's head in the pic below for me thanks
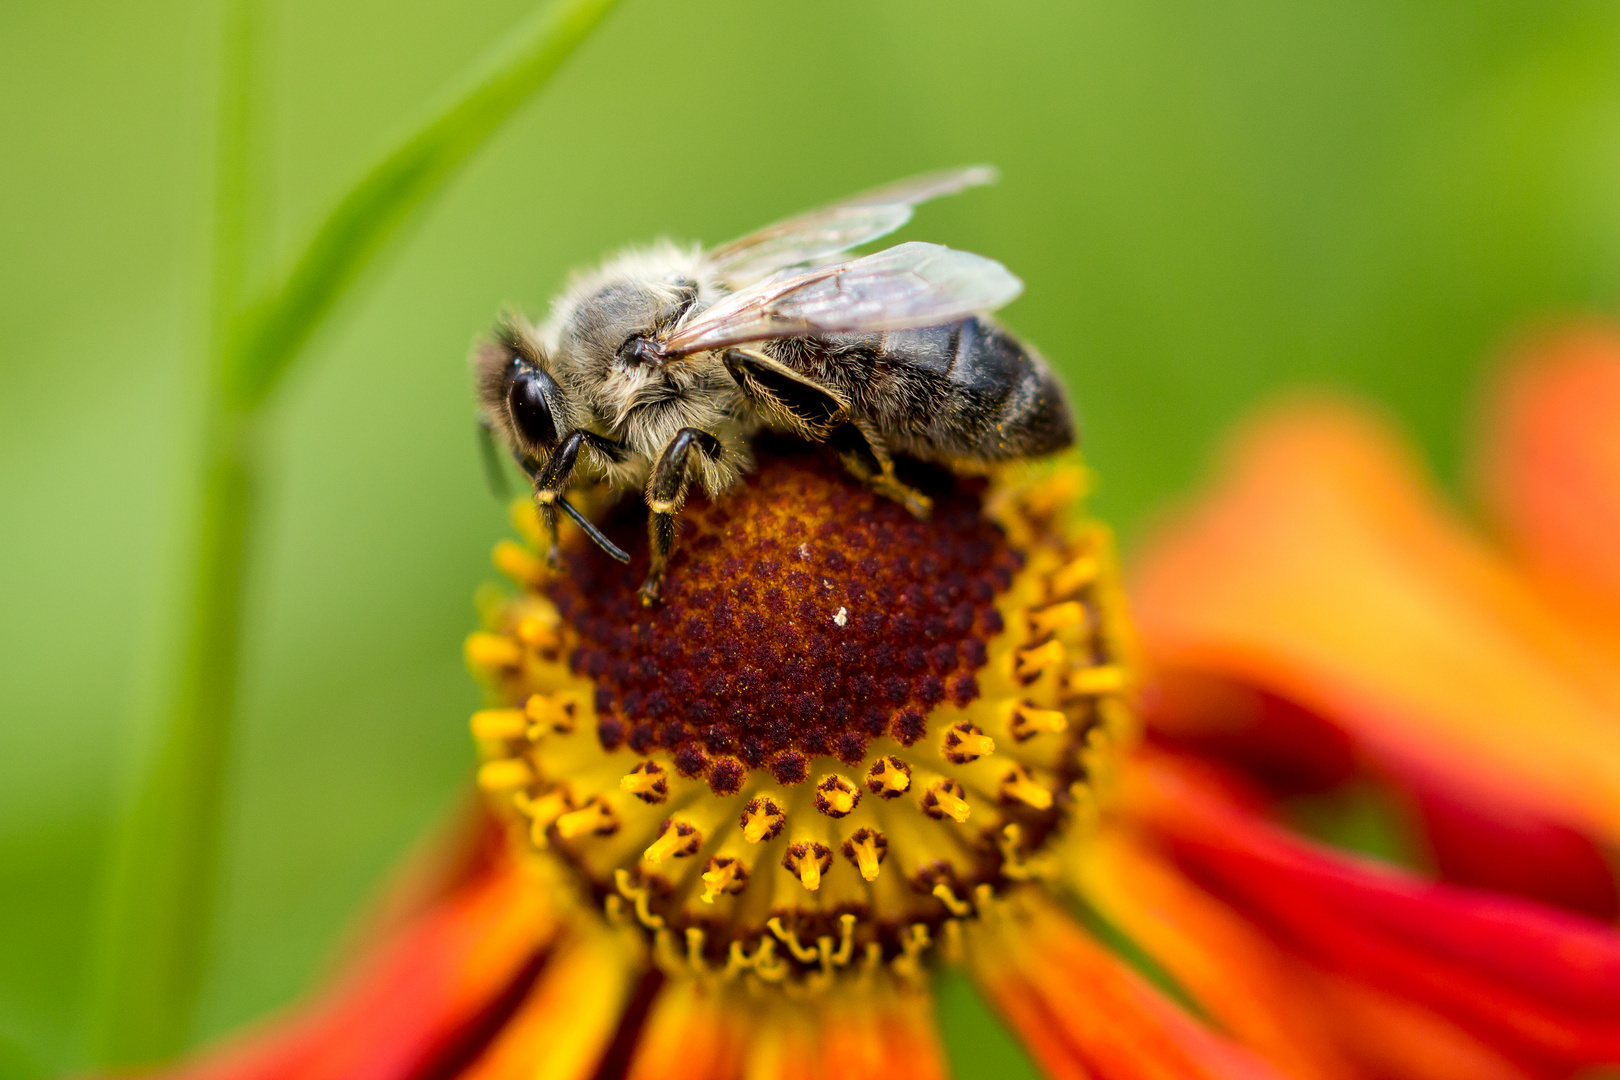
[474,320,571,462]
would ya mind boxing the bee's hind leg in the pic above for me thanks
[639,428,723,607]
[826,421,932,519]
[717,349,930,518]
[533,429,628,566]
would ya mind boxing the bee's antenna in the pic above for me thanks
[476,419,511,499]
[558,497,631,564]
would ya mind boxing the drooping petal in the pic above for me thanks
[1074,818,1546,1080]
[966,889,1290,1080]
[1145,670,1620,920]
[1481,326,1620,624]
[163,858,563,1080]
[1126,753,1620,1070]
[1131,398,1620,842]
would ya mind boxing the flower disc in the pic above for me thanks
[467,443,1133,988]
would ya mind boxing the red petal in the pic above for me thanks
[1406,760,1620,921]
[1145,670,1620,920]
[1127,754,1620,1069]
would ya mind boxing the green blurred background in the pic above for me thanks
[6,0,1620,1075]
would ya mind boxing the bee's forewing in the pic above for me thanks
[661,242,1022,356]
[706,165,998,287]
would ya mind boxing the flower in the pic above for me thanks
[153,334,1620,1080]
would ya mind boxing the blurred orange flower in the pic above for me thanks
[151,335,1620,1080]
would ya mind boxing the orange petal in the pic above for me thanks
[624,980,749,1080]
[967,890,1289,1080]
[165,857,561,1080]
[1131,397,1620,841]
[1481,325,1620,622]
[1071,826,1354,1080]
[666,981,944,1080]
[456,920,638,1080]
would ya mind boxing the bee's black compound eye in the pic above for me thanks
[506,362,559,448]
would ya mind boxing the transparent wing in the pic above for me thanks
[706,165,998,287]
[659,242,1022,356]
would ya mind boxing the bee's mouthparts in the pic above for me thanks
[619,337,668,367]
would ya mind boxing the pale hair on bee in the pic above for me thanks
[474,166,1074,605]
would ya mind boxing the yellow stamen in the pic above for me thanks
[465,632,522,671]
[849,834,882,881]
[1019,469,1083,518]
[469,708,526,740]
[942,722,994,763]
[926,781,971,823]
[1014,639,1064,680]
[768,917,820,963]
[524,692,575,734]
[513,788,569,847]
[508,498,543,547]
[619,763,666,799]
[1002,767,1054,810]
[815,775,860,817]
[1030,600,1088,636]
[515,614,559,651]
[476,757,533,791]
[644,822,698,863]
[741,799,785,843]
[865,757,912,796]
[798,854,822,891]
[932,882,972,916]
[700,859,740,903]
[1009,703,1068,740]
[555,801,613,838]
[1050,553,1099,597]
[1064,664,1127,696]
[493,539,542,583]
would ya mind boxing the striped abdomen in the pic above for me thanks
[773,316,1075,464]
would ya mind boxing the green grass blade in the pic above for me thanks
[91,0,622,1065]
[228,0,623,408]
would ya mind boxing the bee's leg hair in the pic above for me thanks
[825,420,932,519]
[639,427,724,607]
[533,430,628,567]
[722,348,848,439]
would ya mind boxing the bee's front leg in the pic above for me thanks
[534,430,628,567]
[639,428,723,606]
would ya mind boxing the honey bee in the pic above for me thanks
[475,166,1074,604]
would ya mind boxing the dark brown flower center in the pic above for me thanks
[550,449,1021,791]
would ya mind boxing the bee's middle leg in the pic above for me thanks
[826,421,932,519]
[640,428,723,606]
[534,429,627,565]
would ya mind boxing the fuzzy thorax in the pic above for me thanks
[467,443,1134,989]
